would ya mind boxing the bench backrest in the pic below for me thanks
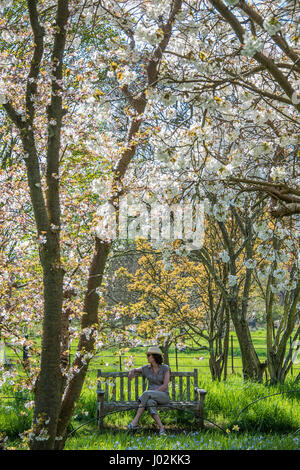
[97,369,199,402]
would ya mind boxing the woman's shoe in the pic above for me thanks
[127,422,140,431]
[159,428,166,436]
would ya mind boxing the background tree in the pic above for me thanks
[115,238,230,380]
[252,217,300,383]
[189,192,267,381]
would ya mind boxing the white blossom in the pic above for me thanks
[135,24,164,45]
[241,32,263,57]
[213,203,229,222]
[37,234,47,244]
[270,166,287,180]
[263,17,281,36]
[257,228,272,241]
[228,274,238,287]
[273,268,287,281]
[219,250,230,263]
[118,67,138,86]
[270,283,281,294]
[95,202,117,241]
[244,259,257,269]
[0,92,7,104]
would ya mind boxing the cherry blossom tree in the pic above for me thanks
[0,0,113,449]
[1,0,299,449]
[1,0,186,450]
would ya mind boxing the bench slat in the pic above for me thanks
[170,372,194,377]
[128,376,131,401]
[187,376,190,401]
[112,378,116,401]
[135,375,139,400]
[100,371,131,377]
[102,401,200,410]
[179,375,183,400]
[171,376,176,400]
[120,375,124,401]
[194,368,199,401]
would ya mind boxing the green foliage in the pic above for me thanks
[202,376,300,433]
[0,389,33,439]
[1,348,300,449]
[73,387,97,422]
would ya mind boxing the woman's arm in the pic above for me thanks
[157,370,170,392]
[128,366,143,380]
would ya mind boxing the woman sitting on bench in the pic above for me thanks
[127,346,170,436]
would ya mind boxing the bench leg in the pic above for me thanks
[98,405,105,429]
[196,395,206,428]
[98,393,105,430]
[98,414,104,430]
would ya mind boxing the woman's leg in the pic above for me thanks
[131,391,151,426]
[146,392,170,431]
[131,405,145,426]
[151,411,165,430]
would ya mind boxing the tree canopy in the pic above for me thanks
[0,0,299,450]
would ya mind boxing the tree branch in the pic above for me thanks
[26,0,45,124]
[46,0,69,227]
[209,0,300,112]
[238,0,300,73]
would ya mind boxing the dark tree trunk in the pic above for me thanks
[54,239,111,449]
[31,243,65,449]
[161,342,171,366]
[229,299,264,381]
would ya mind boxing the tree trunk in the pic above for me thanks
[267,350,286,384]
[61,306,71,371]
[208,347,221,381]
[229,299,264,381]
[8,0,71,450]
[53,1,183,449]
[161,342,170,366]
[266,268,300,384]
[30,237,65,449]
[222,308,230,381]
[54,238,111,449]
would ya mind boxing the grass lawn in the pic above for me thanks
[64,428,300,451]
[1,373,299,450]
[1,330,300,450]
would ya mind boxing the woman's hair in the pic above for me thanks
[152,353,163,365]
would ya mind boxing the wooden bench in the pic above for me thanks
[96,368,207,429]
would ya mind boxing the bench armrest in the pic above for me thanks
[194,387,207,396]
